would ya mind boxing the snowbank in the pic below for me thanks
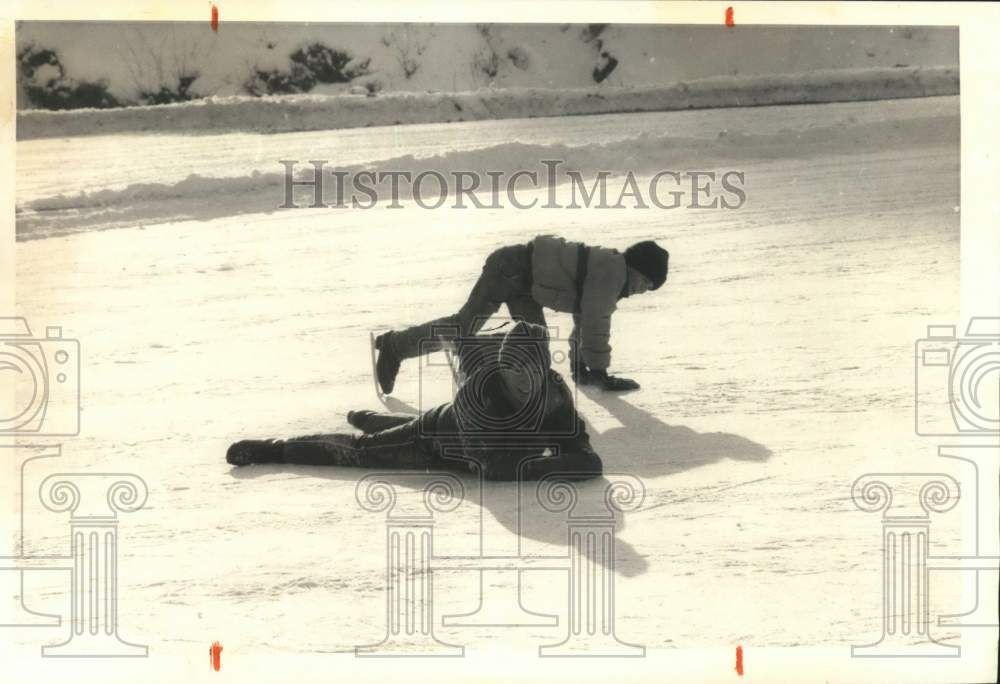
[17,66,958,140]
[16,98,959,241]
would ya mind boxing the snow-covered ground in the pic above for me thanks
[10,95,989,681]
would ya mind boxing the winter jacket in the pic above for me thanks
[529,234,626,370]
[418,332,597,480]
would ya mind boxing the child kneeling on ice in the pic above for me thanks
[373,234,669,395]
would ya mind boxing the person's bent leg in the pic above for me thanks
[227,420,433,469]
[225,434,358,467]
[374,254,507,394]
[347,410,418,433]
[281,433,365,467]
[284,421,433,469]
[375,315,458,395]
[352,420,435,469]
[507,296,547,328]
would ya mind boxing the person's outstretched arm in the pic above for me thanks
[573,257,641,391]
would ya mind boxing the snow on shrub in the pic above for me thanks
[290,43,371,83]
[138,72,201,105]
[244,43,371,96]
[17,45,121,110]
[243,63,317,96]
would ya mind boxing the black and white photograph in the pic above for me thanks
[3,2,998,682]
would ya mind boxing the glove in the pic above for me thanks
[575,366,640,392]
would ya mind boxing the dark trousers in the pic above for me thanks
[294,410,603,482]
[390,244,547,361]
[282,418,435,469]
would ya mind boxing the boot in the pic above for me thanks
[375,316,460,394]
[347,409,377,432]
[227,439,284,466]
[373,332,403,395]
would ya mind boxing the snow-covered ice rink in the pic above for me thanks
[11,94,980,675]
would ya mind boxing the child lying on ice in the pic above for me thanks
[227,321,601,482]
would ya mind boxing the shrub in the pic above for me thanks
[475,50,500,79]
[382,26,428,80]
[243,43,371,96]
[578,25,619,84]
[289,43,371,83]
[138,72,201,105]
[593,52,619,83]
[243,63,316,96]
[17,44,121,110]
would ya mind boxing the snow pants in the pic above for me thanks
[389,243,546,361]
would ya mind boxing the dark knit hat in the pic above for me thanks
[624,241,669,290]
